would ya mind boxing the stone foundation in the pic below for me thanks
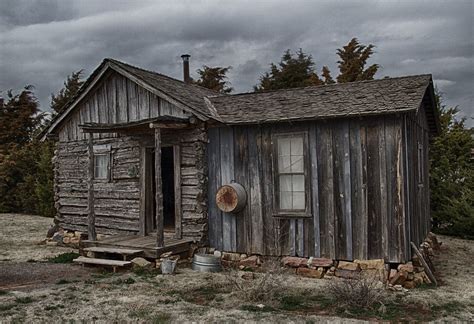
[208,232,441,289]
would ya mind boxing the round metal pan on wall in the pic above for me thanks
[215,182,247,213]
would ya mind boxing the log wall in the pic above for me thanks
[54,136,141,234]
[208,114,419,263]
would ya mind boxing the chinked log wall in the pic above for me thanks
[54,136,141,234]
[208,114,431,263]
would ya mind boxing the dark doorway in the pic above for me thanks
[161,146,175,232]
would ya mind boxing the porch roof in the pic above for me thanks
[79,116,189,133]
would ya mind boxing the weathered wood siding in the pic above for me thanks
[402,102,432,260]
[208,115,410,262]
[57,71,190,142]
[54,136,141,234]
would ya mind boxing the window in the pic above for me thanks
[94,154,110,180]
[273,133,310,217]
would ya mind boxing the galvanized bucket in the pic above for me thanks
[161,258,177,274]
[192,253,222,272]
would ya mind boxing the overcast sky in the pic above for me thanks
[1,0,472,126]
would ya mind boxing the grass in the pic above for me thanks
[48,252,80,264]
[44,304,65,311]
[56,279,71,285]
[150,312,172,324]
[0,290,9,296]
[15,296,34,304]
[0,303,16,312]
[240,305,275,312]
[112,277,136,285]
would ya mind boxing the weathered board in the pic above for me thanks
[207,114,422,262]
[57,71,190,142]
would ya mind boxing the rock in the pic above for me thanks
[390,270,408,285]
[131,257,152,268]
[74,231,82,238]
[240,272,255,280]
[337,261,360,272]
[160,251,173,258]
[335,269,360,279]
[213,250,222,258]
[222,252,241,262]
[354,259,384,270]
[208,247,215,253]
[308,257,333,268]
[361,269,385,281]
[47,224,59,238]
[52,232,64,243]
[427,232,441,250]
[413,272,424,285]
[389,269,398,281]
[403,280,416,289]
[282,257,307,268]
[240,254,248,260]
[398,262,414,273]
[297,267,324,278]
[63,237,71,244]
[239,255,259,268]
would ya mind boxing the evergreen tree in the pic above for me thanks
[255,49,323,91]
[50,70,83,114]
[336,38,379,83]
[0,86,42,153]
[430,92,474,238]
[321,66,335,84]
[195,66,233,94]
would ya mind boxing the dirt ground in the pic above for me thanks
[0,213,473,323]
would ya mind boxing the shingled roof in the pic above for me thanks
[206,74,434,126]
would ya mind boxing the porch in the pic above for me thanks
[81,233,194,259]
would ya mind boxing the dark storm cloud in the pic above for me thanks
[0,0,472,125]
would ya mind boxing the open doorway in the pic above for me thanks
[161,146,175,233]
[144,146,176,235]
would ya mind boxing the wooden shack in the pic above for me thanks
[41,57,439,264]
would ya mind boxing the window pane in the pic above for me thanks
[292,174,305,191]
[290,155,304,172]
[291,137,303,155]
[280,175,292,191]
[280,191,292,209]
[278,138,291,156]
[278,156,291,173]
[94,155,109,179]
[293,192,305,209]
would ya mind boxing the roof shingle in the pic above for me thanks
[206,74,432,124]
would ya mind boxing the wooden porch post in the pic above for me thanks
[155,127,164,247]
[87,133,97,241]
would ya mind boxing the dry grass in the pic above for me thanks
[327,274,385,309]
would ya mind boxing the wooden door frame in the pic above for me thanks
[139,144,182,239]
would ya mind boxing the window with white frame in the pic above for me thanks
[93,144,111,180]
[273,133,310,216]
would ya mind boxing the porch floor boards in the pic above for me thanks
[81,234,194,259]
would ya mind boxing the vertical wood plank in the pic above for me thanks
[154,128,164,247]
[150,94,160,118]
[366,120,382,259]
[289,219,296,256]
[117,76,128,122]
[87,134,96,240]
[207,128,222,249]
[139,146,146,236]
[233,127,249,253]
[248,127,264,254]
[220,127,236,251]
[128,80,138,121]
[309,123,320,257]
[138,87,150,120]
[261,126,278,255]
[296,219,304,257]
[350,120,368,260]
[317,122,335,259]
[107,76,116,124]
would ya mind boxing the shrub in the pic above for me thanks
[48,252,79,263]
[326,275,384,309]
[224,258,284,303]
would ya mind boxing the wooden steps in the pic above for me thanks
[83,246,143,257]
[73,256,132,272]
